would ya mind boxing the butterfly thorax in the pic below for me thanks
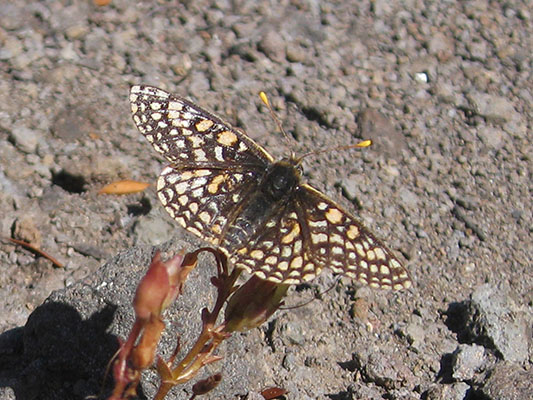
[260,158,302,200]
[223,159,301,251]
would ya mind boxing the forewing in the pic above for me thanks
[298,184,411,290]
[130,85,273,168]
[157,166,259,246]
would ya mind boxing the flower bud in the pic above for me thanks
[224,275,289,332]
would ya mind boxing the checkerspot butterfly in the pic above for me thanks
[130,85,411,289]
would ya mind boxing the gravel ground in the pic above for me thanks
[0,1,531,399]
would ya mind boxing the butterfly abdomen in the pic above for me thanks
[223,160,300,250]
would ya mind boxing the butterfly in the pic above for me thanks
[130,85,411,289]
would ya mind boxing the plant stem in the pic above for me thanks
[153,267,241,399]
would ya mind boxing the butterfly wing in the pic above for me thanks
[157,166,261,246]
[130,85,274,168]
[130,85,276,245]
[227,183,411,289]
[297,184,411,290]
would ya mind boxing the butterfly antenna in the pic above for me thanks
[259,92,371,161]
[280,278,340,310]
[297,139,372,163]
[259,92,296,148]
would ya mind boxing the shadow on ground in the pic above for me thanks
[0,301,143,400]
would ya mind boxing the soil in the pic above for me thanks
[0,1,531,399]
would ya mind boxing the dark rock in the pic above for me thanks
[464,285,529,363]
[0,240,259,399]
[481,363,533,400]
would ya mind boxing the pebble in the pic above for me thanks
[9,125,42,154]
[425,382,470,400]
[467,92,519,123]
[398,187,419,209]
[405,319,426,351]
[13,216,42,248]
[258,30,285,62]
[451,344,486,381]
[188,71,210,95]
[363,351,413,390]
[134,214,175,246]
[465,284,529,363]
[280,321,306,346]
[0,37,23,60]
[466,40,488,61]
[285,44,307,63]
[339,175,360,202]
[477,127,505,148]
[282,352,297,371]
[357,108,406,159]
[427,32,455,61]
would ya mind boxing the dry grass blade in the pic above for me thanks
[6,237,64,268]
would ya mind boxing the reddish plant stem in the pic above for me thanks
[154,266,241,400]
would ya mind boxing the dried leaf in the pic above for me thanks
[260,387,288,399]
[98,180,150,195]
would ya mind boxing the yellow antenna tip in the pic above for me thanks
[259,91,270,106]
[356,139,372,148]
